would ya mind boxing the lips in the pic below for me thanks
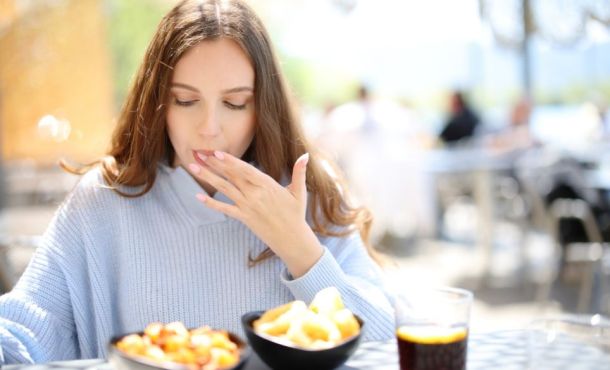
[192,149,214,166]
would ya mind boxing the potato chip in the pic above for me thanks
[253,287,360,350]
[332,308,360,339]
[254,300,307,336]
[115,322,241,370]
[309,287,344,316]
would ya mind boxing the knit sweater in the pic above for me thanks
[0,164,394,363]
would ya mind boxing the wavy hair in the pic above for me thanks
[63,0,380,264]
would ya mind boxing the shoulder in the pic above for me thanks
[44,167,115,233]
[70,164,170,202]
[44,166,163,246]
[64,166,116,208]
[64,164,179,219]
[59,165,155,220]
[38,168,112,257]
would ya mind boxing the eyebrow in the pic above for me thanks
[170,82,253,94]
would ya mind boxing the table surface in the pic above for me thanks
[0,331,538,370]
[4,330,609,370]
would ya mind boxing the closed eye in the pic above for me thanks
[174,98,198,107]
[224,101,247,110]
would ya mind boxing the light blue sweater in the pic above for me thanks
[0,164,394,363]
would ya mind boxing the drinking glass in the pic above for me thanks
[528,314,610,370]
[394,287,473,370]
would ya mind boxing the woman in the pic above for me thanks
[0,0,393,363]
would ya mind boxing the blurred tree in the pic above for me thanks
[281,56,360,108]
[106,0,172,109]
[0,0,114,164]
[480,0,610,100]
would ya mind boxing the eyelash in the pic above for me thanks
[173,99,246,110]
[174,99,196,107]
[224,101,247,110]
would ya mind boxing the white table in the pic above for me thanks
[8,330,605,370]
[424,147,519,284]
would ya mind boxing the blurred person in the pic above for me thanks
[356,85,377,133]
[591,98,610,139]
[602,103,610,137]
[600,103,610,138]
[510,96,532,127]
[438,90,480,145]
[313,83,378,170]
[488,96,536,153]
[320,85,436,240]
[0,0,394,363]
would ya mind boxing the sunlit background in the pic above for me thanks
[1,0,610,332]
[1,0,609,161]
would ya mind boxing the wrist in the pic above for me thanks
[276,225,323,279]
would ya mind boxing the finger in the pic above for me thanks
[196,193,242,220]
[287,153,309,203]
[188,163,245,203]
[199,152,254,190]
[210,150,270,187]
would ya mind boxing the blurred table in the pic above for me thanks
[0,330,561,370]
[424,147,518,284]
[585,168,610,191]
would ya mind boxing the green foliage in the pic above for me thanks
[598,82,610,101]
[534,80,610,105]
[106,0,172,110]
[104,0,610,112]
[280,56,360,108]
[105,0,357,111]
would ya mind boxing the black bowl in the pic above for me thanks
[108,330,250,370]
[241,310,363,370]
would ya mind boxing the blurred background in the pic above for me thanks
[1,0,610,333]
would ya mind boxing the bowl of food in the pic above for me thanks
[109,321,250,370]
[241,287,363,370]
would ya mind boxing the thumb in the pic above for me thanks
[287,152,309,204]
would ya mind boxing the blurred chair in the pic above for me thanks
[0,234,41,293]
[3,160,79,207]
[515,148,610,314]
[435,171,475,240]
[547,199,609,313]
[511,149,558,290]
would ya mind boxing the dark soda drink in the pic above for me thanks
[396,325,468,370]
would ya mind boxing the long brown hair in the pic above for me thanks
[63,0,381,264]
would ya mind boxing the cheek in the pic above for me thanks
[166,106,194,134]
[225,114,256,156]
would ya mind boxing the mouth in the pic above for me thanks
[192,149,215,166]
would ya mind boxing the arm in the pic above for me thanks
[280,232,395,341]
[189,151,322,278]
[187,151,394,339]
[0,207,80,363]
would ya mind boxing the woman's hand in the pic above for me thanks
[188,151,323,278]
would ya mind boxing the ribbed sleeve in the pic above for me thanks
[0,198,81,363]
[281,242,394,340]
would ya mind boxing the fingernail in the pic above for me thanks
[301,152,309,166]
[188,163,201,174]
[196,193,207,202]
[214,150,225,160]
[196,152,208,162]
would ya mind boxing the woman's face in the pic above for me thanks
[166,38,256,187]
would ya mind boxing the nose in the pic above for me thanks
[197,105,221,137]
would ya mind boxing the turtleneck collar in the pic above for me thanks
[159,163,231,226]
